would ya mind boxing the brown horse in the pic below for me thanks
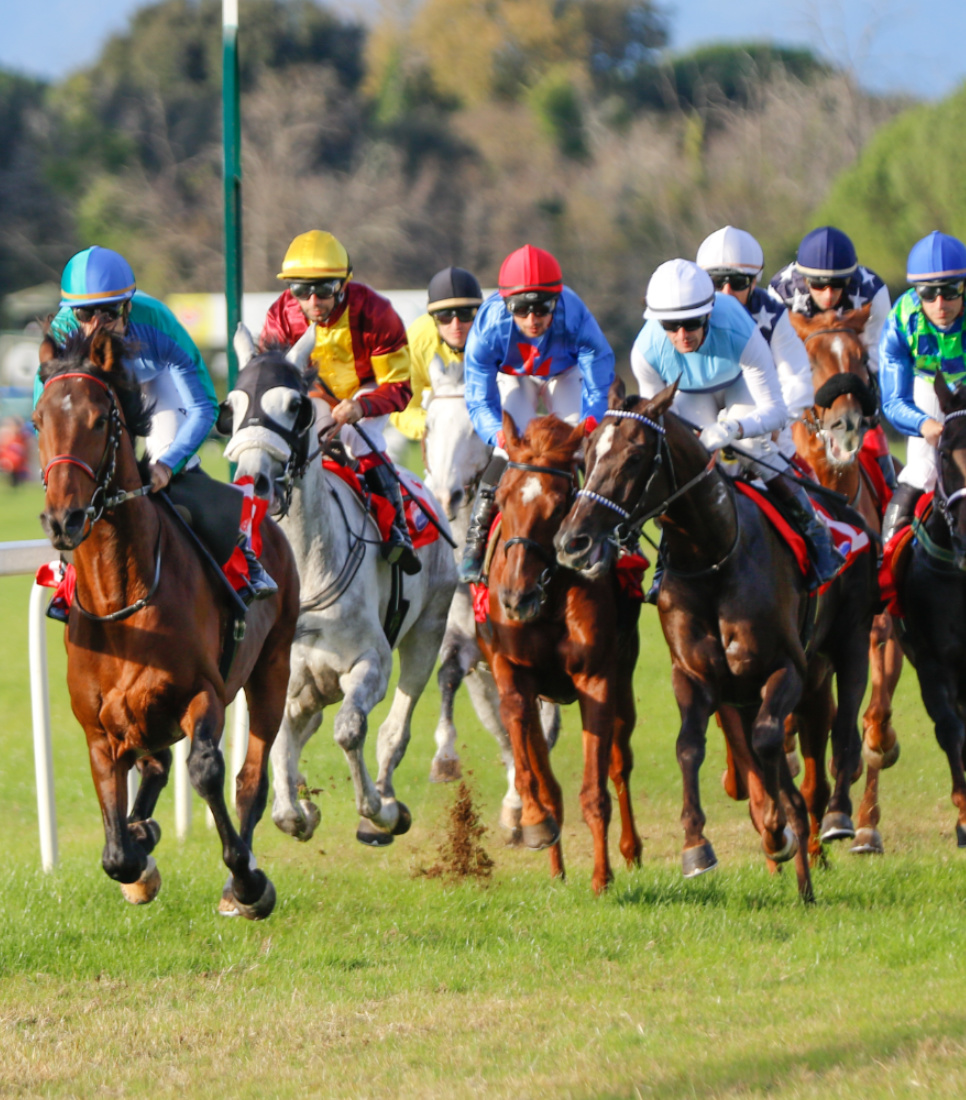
[789,306,903,855]
[557,382,879,900]
[33,330,299,917]
[478,412,642,894]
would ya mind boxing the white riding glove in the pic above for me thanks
[699,418,741,452]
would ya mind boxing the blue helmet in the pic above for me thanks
[795,226,858,280]
[60,246,136,309]
[906,231,966,285]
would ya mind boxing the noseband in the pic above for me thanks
[502,459,575,609]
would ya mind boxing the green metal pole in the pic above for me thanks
[223,0,242,390]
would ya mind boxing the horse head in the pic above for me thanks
[790,305,875,467]
[220,326,315,513]
[496,411,583,621]
[934,372,966,569]
[423,361,490,524]
[556,379,677,575]
[34,329,150,550]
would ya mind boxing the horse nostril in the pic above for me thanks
[566,533,591,557]
[253,473,272,499]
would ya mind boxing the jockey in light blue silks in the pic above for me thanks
[459,244,614,583]
[879,231,966,542]
[632,259,844,595]
[39,246,276,619]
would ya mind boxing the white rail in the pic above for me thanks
[1,539,249,870]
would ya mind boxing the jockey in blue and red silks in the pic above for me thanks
[459,244,615,583]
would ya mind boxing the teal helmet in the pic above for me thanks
[60,246,136,309]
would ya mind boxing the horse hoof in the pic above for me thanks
[786,751,801,779]
[762,826,798,864]
[521,817,560,850]
[229,875,277,921]
[499,803,522,834]
[850,828,884,855]
[682,842,718,878]
[862,740,900,770]
[120,856,161,905]
[957,823,966,848]
[429,757,462,783]
[503,828,524,848]
[392,802,412,836]
[820,812,856,842]
[356,817,394,847]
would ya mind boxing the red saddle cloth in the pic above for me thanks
[734,481,871,592]
[322,458,441,551]
[879,492,932,618]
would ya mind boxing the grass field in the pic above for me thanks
[3,463,966,1099]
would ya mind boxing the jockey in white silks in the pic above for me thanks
[696,226,813,466]
[631,259,844,597]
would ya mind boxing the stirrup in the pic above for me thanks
[46,598,70,623]
[240,540,278,601]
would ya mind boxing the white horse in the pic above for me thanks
[421,358,560,840]
[221,328,457,846]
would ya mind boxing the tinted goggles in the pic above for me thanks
[805,276,849,291]
[288,279,343,300]
[710,272,754,292]
[916,281,965,302]
[506,296,557,318]
[432,307,478,324]
[72,304,126,323]
[660,316,706,333]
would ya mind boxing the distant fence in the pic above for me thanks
[0,539,249,871]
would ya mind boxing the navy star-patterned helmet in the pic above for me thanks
[794,227,858,280]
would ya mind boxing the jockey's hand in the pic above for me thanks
[699,419,741,452]
[148,461,173,493]
[331,398,364,426]
[922,418,943,448]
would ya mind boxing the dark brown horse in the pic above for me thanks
[33,330,299,917]
[790,306,903,855]
[557,382,879,900]
[478,412,642,894]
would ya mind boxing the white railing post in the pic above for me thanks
[28,582,58,871]
[174,737,192,839]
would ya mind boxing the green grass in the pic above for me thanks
[2,465,966,1098]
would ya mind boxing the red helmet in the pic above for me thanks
[498,244,563,297]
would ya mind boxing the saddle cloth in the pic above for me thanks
[879,492,933,618]
[322,459,441,550]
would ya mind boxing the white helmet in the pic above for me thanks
[696,226,764,276]
[644,259,716,321]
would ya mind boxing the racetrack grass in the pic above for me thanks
[3,472,966,1098]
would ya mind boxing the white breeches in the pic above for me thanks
[497,367,582,434]
[898,376,941,492]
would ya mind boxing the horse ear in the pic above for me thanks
[89,329,118,372]
[787,311,810,340]
[935,370,956,415]
[39,336,57,364]
[233,323,256,369]
[643,380,678,417]
[840,302,872,333]
[502,410,521,454]
[607,377,626,409]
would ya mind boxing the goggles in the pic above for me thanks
[709,272,754,292]
[432,306,478,324]
[72,303,126,323]
[916,281,965,302]
[805,276,849,291]
[660,316,706,333]
[506,296,557,318]
[288,279,343,301]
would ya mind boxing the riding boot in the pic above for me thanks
[644,541,664,605]
[881,483,922,545]
[459,454,508,584]
[238,532,278,601]
[768,474,845,586]
[364,462,422,575]
[877,453,899,492]
[46,596,70,623]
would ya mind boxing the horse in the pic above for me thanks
[789,306,903,855]
[420,358,560,841]
[895,372,966,847]
[221,330,457,846]
[476,411,642,894]
[33,330,299,917]
[556,381,879,900]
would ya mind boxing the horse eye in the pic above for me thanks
[93,414,108,430]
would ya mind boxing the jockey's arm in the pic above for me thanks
[464,323,503,447]
[390,316,435,441]
[879,311,932,439]
[863,283,892,374]
[574,304,616,423]
[732,327,788,439]
[351,293,413,420]
[629,342,668,401]
[769,310,813,418]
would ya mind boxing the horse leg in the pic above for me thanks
[460,666,521,840]
[794,672,834,864]
[862,612,902,770]
[671,668,717,877]
[917,661,966,843]
[718,705,775,853]
[823,627,869,842]
[185,691,275,919]
[127,749,171,856]
[778,763,816,904]
[523,696,565,881]
[430,635,470,783]
[270,706,324,840]
[573,676,617,894]
[752,660,804,867]
[609,671,642,871]
[718,709,749,801]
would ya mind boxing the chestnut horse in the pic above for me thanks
[479,412,642,894]
[789,306,903,855]
[557,382,879,900]
[33,331,299,918]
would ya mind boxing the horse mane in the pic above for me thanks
[252,342,315,395]
[39,330,155,439]
[516,414,581,469]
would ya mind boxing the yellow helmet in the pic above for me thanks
[277,231,352,281]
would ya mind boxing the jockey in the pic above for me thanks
[40,246,276,619]
[769,225,897,489]
[460,243,615,583]
[263,229,420,574]
[633,259,844,588]
[391,266,484,441]
[696,226,813,464]
[879,230,966,542]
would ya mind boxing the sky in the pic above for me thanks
[0,0,962,102]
